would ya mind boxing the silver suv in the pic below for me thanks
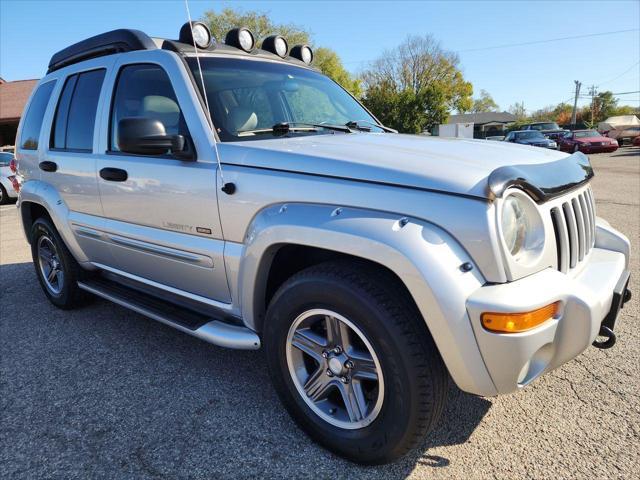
[15,23,631,464]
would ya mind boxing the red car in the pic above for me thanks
[558,130,618,153]
[633,135,640,147]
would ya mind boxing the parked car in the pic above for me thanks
[558,130,618,154]
[633,135,640,147]
[0,152,19,204]
[14,24,631,464]
[504,130,558,149]
[521,121,568,140]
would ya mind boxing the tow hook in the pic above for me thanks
[592,325,616,349]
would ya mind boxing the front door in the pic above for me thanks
[95,56,230,303]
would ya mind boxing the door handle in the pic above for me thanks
[100,167,128,182]
[39,161,57,172]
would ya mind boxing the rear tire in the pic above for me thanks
[264,260,448,464]
[0,184,8,205]
[30,217,91,309]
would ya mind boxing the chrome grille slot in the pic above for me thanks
[550,187,596,273]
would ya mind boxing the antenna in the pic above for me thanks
[183,0,235,194]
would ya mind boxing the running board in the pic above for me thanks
[78,278,260,350]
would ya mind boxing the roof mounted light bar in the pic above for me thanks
[47,29,157,73]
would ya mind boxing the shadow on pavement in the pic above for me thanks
[0,261,491,478]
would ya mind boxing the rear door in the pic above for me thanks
[39,63,114,265]
[94,53,230,303]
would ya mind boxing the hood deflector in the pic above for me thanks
[488,152,594,203]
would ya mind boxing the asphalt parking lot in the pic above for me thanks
[1,148,638,479]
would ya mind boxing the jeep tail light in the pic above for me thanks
[481,302,560,333]
[9,158,17,173]
[8,175,20,193]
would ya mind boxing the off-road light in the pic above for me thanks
[225,28,255,52]
[481,302,560,333]
[262,35,288,58]
[290,45,313,64]
[179,21,213,49]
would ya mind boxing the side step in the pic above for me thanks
[78,278,260,350]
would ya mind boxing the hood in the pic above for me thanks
[219,132,569,199]
[516,137,552,145]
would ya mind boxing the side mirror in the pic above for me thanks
[118,117,189,157]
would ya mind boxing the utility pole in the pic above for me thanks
[571,80,581,127]
[588,85,598,125]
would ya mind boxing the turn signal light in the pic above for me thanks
[481,302,560,333]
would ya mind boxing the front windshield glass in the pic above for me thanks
[574,130,600,138]
[515,131,544,140]
[0,152,13,166]
[186,57,382,141]
[531,123,559,131]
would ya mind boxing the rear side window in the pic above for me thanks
[19,81,56,150]
[110,64,189,152]
[51,69,105,151]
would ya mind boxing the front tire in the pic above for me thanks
[264,261,448,464]
[30,217,90,309]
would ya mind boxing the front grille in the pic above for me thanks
[550,187,596,273]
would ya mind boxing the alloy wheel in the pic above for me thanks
[37,235,64,295]
[285,309,384,429]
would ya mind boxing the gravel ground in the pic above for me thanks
[1,148,638,479]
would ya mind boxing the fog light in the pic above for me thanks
[290,45,313,64]
[481,302,560,333]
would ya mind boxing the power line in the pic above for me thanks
[343,28,639,65]
[597,61,640,87]
[458,28,639,53]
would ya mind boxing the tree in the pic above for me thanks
[360,35,472,133]
[470,89,499,113]
[201,8,360,95]
[508,102,527,120]
[592,91,618,123]
[314,48,361,97]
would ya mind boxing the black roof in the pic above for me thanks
[48,29,157,73]
[47,28,315,74]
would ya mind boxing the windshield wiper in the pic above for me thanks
[238,122,352,137]
[345,120,396,133]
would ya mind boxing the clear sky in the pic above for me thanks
[1,0,639,113]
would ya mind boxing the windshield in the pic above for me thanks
[530,122,560,131]
[186,57,382,141]
[574,130,600,138]
[515,131,545,140]
[0,152,13,166]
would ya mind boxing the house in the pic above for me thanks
[0,77,39,147]
[445,111,517,139]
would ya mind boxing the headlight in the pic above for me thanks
[549,141,557,148]
[502,196,529,256]
[499,191,545,262]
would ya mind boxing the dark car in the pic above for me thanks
[521,121,569,140]
[504,130,558,149]
[558,130,618,154]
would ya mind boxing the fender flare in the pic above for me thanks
[237,202,498,396]
[18,179,92,265]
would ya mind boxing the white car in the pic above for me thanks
[0,152,18,204]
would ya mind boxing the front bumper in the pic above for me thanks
[466,247,628,394]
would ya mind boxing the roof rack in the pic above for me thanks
[47,29,157,73]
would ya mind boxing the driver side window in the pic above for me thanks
[110,64,189,153]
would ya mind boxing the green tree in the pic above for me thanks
[592,91,618,122]
[360,35,473,133]
[314,48,361,97]
[201,8,360,95]
[470,89,499,113]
